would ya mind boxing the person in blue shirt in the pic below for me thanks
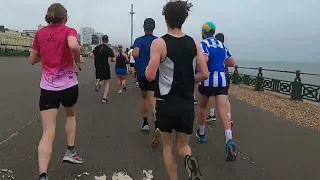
[206,33,233,126]
[197,22,237,162]
[132,18,160,147]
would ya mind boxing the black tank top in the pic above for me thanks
[155,34,197,102]
[115,52,127,69]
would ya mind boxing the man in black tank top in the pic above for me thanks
[145,1,209,180]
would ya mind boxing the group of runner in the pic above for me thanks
[29,1,236,180]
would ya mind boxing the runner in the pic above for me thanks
[145,1,208,179]
[125,47,130,73]
[90,35,116,103]
[196,22,237,162]
[206,33,233,125]
[29,3,83,180]
[132,18,160,146]
[114,45,129,94]
[128,46,135,76]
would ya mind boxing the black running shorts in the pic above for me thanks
[138,79,156,92]
[95,67,111,80]
[130,63,135,67]
[156,100,194,135]
[39,85,79,111]
[198,85,228,97]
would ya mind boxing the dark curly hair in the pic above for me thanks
[45,3,68,24]
[162,0,193,29]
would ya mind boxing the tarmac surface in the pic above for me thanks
[0,57,319,180]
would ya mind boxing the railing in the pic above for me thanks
[230,66,320,102]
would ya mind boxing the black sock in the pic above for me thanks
[154,121,159,130]
[39,173,47,178]
[143,117,148,126]
[68,146,74,151]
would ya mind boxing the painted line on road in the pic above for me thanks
[0,117,39,146]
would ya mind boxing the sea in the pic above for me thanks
[230,61,320,86]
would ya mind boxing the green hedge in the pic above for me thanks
[0,51,30,57]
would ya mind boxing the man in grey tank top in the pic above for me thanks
[145,1,209,180]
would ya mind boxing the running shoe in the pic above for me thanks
[206,115,216,122]
[135,82,139,88]
[151,128,161,147]
[196,129,206,143]
[133,80,136,83]
[62,150,84,164]
[185,155,204,180]
[118,89,122,94]
[194,99,197,105]
[141,124,150,131]
[102,97,108,103]
[39,176,48,180]
[95,79,101,91]
[225,139,237,162]
[123,86,127,91]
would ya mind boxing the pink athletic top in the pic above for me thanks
[32,24,78,91]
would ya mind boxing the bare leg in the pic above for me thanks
[161,132,177,180]
[215,95,231,131]
[103,80,109,98]
[65,106,76,147]
[38,109,58,174]
[198,94,209,126]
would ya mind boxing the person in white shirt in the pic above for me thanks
[128,46,138,87]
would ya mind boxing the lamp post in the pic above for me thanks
[129,4,135,46]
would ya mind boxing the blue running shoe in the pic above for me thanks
[225,139,236,162]
[196,129,206,143]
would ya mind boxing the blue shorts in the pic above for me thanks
[115,68,128,75]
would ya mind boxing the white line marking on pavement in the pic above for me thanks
[0,168,15,179]
[94,174,107,180]
[0,117,39,146]
[142,170,153,180]
[112,172,133,180]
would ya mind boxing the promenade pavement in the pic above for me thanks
[0,57,319,180]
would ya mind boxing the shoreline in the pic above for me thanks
[229,84,320,130]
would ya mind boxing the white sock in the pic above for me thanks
[225,129,232,143]
[199,125,205,135]
[227,112,231,119]
[209,108,215,116]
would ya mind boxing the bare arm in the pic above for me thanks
[67,36,81,63]
[194,41,209,83]
[145,39,163,81]
[90,52,95,59]
[123,53,129,62]
[132,47,140,59]
[225,57,235,67]
[29,49,41,65]
[29,34,41,65]
[224,47,235,67]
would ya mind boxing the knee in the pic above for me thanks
[41,129,56,143]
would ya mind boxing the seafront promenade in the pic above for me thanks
[0,57,319,180]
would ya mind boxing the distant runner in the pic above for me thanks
[196,22,237,162]
[29,3,83,180]
[146,1,208,179]
[90,35,116,103]
[114,45,129,94]
[133,18,160,146]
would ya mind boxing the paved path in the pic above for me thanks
[0,57,320,180]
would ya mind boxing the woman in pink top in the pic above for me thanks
[29,3,83,180]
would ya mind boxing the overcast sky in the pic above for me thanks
[1,0,319,62]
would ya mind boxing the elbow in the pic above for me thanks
[202,70,209,80]
[145,72,155,82]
